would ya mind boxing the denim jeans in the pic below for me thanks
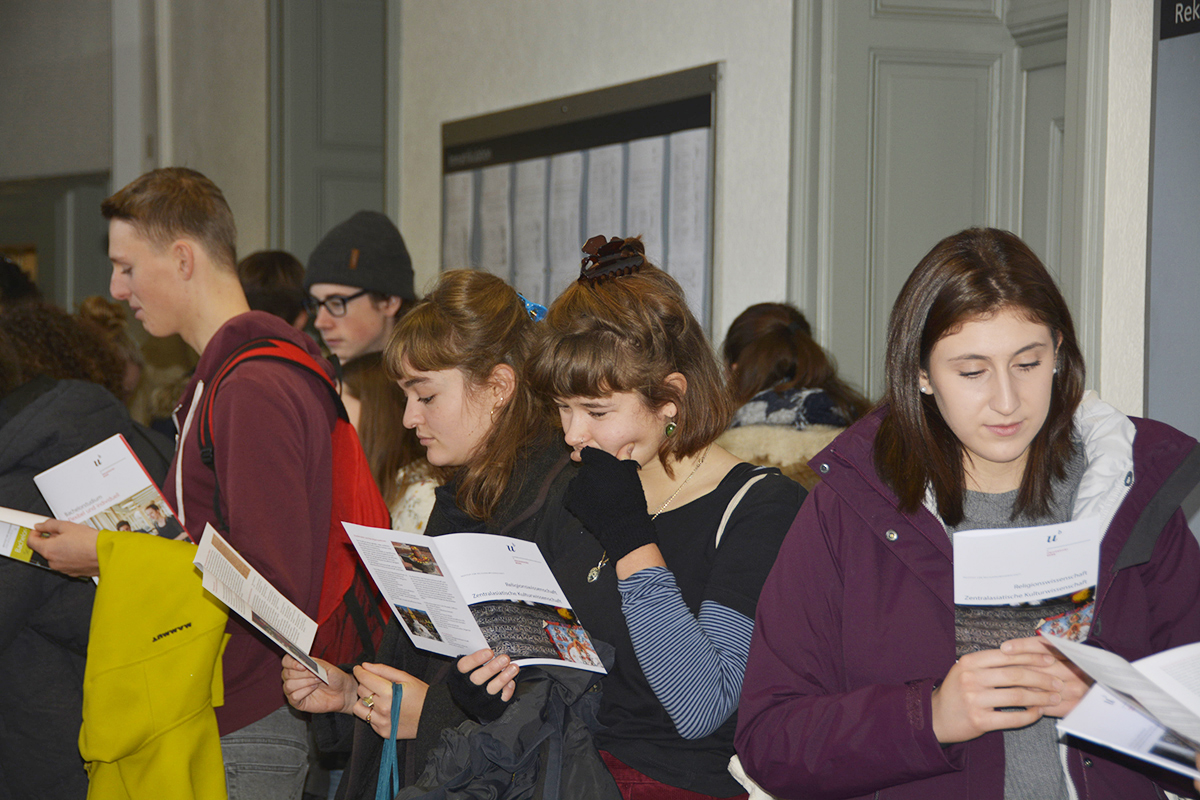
[221,705,310,800]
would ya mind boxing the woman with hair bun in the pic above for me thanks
[736,227,1200,800]
[514,236,804,799]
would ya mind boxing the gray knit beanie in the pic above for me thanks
[304,211,415,300]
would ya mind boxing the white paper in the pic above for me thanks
[0,506,50,567]
[548,152,584,299]
[1044,634,1200,743]
[953,517,1102,605]
[666,127,711,321]
[193,524,328,683]
[345,523,605,673]
[1058,683,1200,779]
[443,171,475,271]
[478,164,512,279]
[34,434,189,541]
[626,136,666,264]
[512,158,549,304]
[586,144,624,239]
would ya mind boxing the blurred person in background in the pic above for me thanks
[717,302,871,489]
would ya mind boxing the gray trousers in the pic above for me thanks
[221,705,310,800]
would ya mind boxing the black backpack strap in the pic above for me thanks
[196,337,342,532]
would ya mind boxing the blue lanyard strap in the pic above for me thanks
[375,682,403,800]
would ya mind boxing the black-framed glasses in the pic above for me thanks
[304,288,370,318]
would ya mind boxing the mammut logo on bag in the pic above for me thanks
[152,622,192,643]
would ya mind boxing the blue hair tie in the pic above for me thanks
[518,293,547,322]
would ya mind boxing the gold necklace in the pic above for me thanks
[586,445,710,583]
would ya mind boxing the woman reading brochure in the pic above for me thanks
[734,228,1200,800]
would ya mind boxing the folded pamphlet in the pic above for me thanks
[1048,633,1200,780]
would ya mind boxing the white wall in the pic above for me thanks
[0,0,112,181]
[168,0,270,255]
[395,0,795,334]
[1097,0,1152,416]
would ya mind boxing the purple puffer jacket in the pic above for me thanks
[736,395,1200,800]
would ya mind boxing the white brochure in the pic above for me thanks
[193,524,328,683]
[1048,633,1200,779]
[953,516,1103,605]
[344,523,606,674]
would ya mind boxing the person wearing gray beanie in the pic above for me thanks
[304,211,416,363]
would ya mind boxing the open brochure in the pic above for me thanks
[344,523,606,674]
[1047,633,1200,780]
[0,506,51,568]
[193,524,328,683]
[34,434,190,542]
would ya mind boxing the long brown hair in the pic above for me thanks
[874,228,1085,525]
[723,302,872,422]
[383,270,550,521]
[341,352,440,509]
[527,237,732,475]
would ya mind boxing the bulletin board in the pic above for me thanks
[441,63,718,328]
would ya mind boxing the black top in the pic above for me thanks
[541,462,803,796]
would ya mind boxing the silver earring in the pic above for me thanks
[919,386,931,395]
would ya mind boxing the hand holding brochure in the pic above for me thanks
[193,524,329,683]
[1046,633,1200,780]
[344,523,606,674]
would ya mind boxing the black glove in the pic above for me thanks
[447,659,512,723]
[564,446,657,562]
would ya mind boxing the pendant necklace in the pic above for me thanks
[587,445,710,583]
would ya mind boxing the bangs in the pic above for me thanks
[384,303,460,380]
[529,330,643,401]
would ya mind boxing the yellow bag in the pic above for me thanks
[80,530,230,800]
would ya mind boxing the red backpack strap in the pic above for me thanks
[196,337,344,532]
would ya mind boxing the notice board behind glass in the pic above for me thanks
[442,63,718,329]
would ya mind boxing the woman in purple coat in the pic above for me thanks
[735,227,1200,800]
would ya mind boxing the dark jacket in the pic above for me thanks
[396,647,619,800]
[335,438,580,799]
[167,311,337,735]
[735,395,1200,800]
[0,377,173,800]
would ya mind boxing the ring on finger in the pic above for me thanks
[362,693,375,709]
[365,708,372,724]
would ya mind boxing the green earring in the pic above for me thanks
[664,420,677,437]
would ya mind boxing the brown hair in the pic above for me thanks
[76,295,144,401]
[527,237,732,474]
[101,167,237,270]
[0,301,126,399]
[874,227,1085,525]
[383,270,550,521]
[723,302,872,422]
[0,328,22,396]
[237,250,307,323]
[341,352,442,509]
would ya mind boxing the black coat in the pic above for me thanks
[0,378,173,800]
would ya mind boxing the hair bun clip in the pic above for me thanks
[517,293,547,322]
[579,235,645,284]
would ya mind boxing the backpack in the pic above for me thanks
[196,336,391,665]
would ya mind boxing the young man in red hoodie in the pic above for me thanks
[33,167,335,800]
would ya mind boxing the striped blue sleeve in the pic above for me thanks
[617,566,753,739]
